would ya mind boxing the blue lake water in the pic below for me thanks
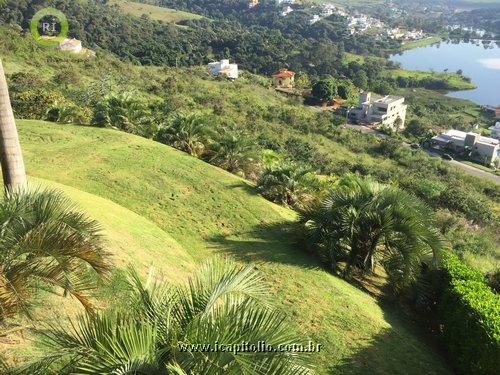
[390,41,500,106]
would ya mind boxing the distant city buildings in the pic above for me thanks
[296,3,426,42]
[208,59,239,79]
[350,92,407,130]
[431,130,499,165]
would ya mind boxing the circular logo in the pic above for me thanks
[30,7,69,46]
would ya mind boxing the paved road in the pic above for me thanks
[345,124,500,184]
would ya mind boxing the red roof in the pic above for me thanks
[272,69,295,79]
[496,106,500,118]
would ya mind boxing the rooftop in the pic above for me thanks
[272,68,295,78]
[375,95,404,105]
[435,129,499,146]
[59,38,81,47]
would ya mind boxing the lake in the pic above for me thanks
[390,41,500,106]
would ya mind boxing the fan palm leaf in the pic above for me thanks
[0,189,110,319]
[15,259,313,374]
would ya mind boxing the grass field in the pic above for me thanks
[4,119,451,374]
[387,68,476,90]
[109,0,203,24]
[400,36,442,51]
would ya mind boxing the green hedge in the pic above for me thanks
[438,253,500,374]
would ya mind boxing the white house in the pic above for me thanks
[432,129,500,165]
[350,91,407,130]
[248,0,259,9]
[489,122,500,139]
[208,59,239,79]
[58,38,83,54]
[309,15,321,25]
[281,5,293,16]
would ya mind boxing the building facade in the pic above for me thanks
[350,91,407,130]
[208,60,239,80]
[489,122,500,139]
[431,129,500,165]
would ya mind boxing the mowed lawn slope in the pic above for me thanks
[17,120,450,374]
[109,0,204,24]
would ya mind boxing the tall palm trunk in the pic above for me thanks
[0,59,26,193]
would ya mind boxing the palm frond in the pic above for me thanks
[0,188,111,319]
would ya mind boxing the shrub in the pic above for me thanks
[12,88,67,119]
[439,186,494,224]
[437,253,500,374]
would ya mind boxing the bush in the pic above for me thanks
[439,186,494,224]
[12,89,67,119]
[438,253,500,374]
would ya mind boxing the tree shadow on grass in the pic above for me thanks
[205,220,323,272]
[215,183,452,374]
[328,329,446,375]
[328,305,451,375]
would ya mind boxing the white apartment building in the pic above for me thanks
[208,59,239,79]
[432,130,500,165]
[351,92,407,129]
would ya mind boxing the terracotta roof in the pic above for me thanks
[495,106,500,118]
[272,69,295,79]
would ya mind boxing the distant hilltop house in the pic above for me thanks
[309,15,321,25]
[281,5,293,17]
[40,36,94,56]
[208,59,239,80]
[350,91,407,130]
[272,68,295,88]
[489,122,500,139]
[58,38,83,54]
[431,130,499,166]
[248,0,259,9]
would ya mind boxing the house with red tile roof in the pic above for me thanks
[272,68,295,88]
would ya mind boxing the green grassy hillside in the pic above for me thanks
[109,0,204,24]
[11,119,450,374]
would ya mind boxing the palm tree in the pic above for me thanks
[0,59,26,193]
[93,93,159,138]
[299,175,443,291]
[0,189,110,320]
[16,259,312,374]
[209,130,254,173]
[156,112,208,157]
[257,163,315,207]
